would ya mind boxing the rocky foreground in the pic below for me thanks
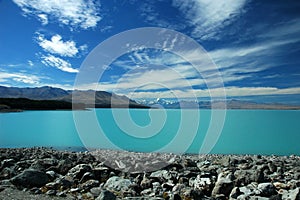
[0,148,299,200]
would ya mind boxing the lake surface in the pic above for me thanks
[0,109,299,155]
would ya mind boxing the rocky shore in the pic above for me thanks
[0,148,299,200]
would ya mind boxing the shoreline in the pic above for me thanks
[0,147,299,199]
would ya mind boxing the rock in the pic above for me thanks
[104,176,132,192]
[57,191,67,197]
[81,179,99,190]
[66,164,92,180]
[0,167,15,179]
[55,159,75,175]
[90,186,103,197]
[170,193,182,200]
[273,182,290,190]
[249,196,269,200]
[172,183,185,193]
[211,173,234,197]
[150,170,172,182]
[162,182,174,191]
[93,167,110,182]
[256,183,277,197]
[141,174,152,189]
[1,147,300,200]
[234,169,266,186]
[239,185,254,196]
[45,189,56,196]
[55,177,73,189]
[281,188,300,200]
[80,171,95,183]
[10,169,49,188]
[141,188,153,196]
[215,194,227,200]
[45,170,56,180]
[1,159,15,169]
[237,194,250,200]
[193,175,212,193]
[70,187,80,193]
[230,187,242,199]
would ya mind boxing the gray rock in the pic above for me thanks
[193,175,212,192]
[172,183,185,193]
[230,187,242,199]
[140,174,152,189]
[10,169,49,188]
[57,191,67,197]
[239,185,254,196]
[80,171,94,183]
[234,169,265,186]
[212,173,234,197]
[81,179,99,190]
[90,186,103,197]
[237,194,250,200]
[249,196,269,200]
[1,159,15,169]
[104,176,132,192]
[70,187,80,193]
[282,188,300,200]
[45,189,56,196]
[150,170,172,181]
[256,183,277,197]
[55,177,73,189]
[66,164,92,180]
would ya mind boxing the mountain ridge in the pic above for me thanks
[0,86,148,109]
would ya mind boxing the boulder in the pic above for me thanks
[10,169,49,188]
[104,176,132,192]
[211,173,234,197]
[256,183,277,197]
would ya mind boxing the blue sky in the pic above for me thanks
[0,0,300,104]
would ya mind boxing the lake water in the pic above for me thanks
[0,109,299,155]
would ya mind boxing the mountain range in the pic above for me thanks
[137,98,300,110]
[0,86,148,109]
[0,86,299,110]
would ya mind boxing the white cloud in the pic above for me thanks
[259,19,300,40]
[0,71,40,84]
[41,55,78,73]
[36,33,86,57]
[172,0,247,40]
[38,13,48,25]
[28,60,34,66]
[13,0,101,29]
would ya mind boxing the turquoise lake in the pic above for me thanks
[0,109,299,155]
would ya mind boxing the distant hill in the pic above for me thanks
[0,86,149,109]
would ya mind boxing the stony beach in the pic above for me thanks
[0,148,299,200]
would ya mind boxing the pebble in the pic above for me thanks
[0,147,299,200]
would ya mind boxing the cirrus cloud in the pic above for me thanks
[41,55,78,73]
[13,0,101,29]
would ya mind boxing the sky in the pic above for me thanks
[0,0,300,104]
